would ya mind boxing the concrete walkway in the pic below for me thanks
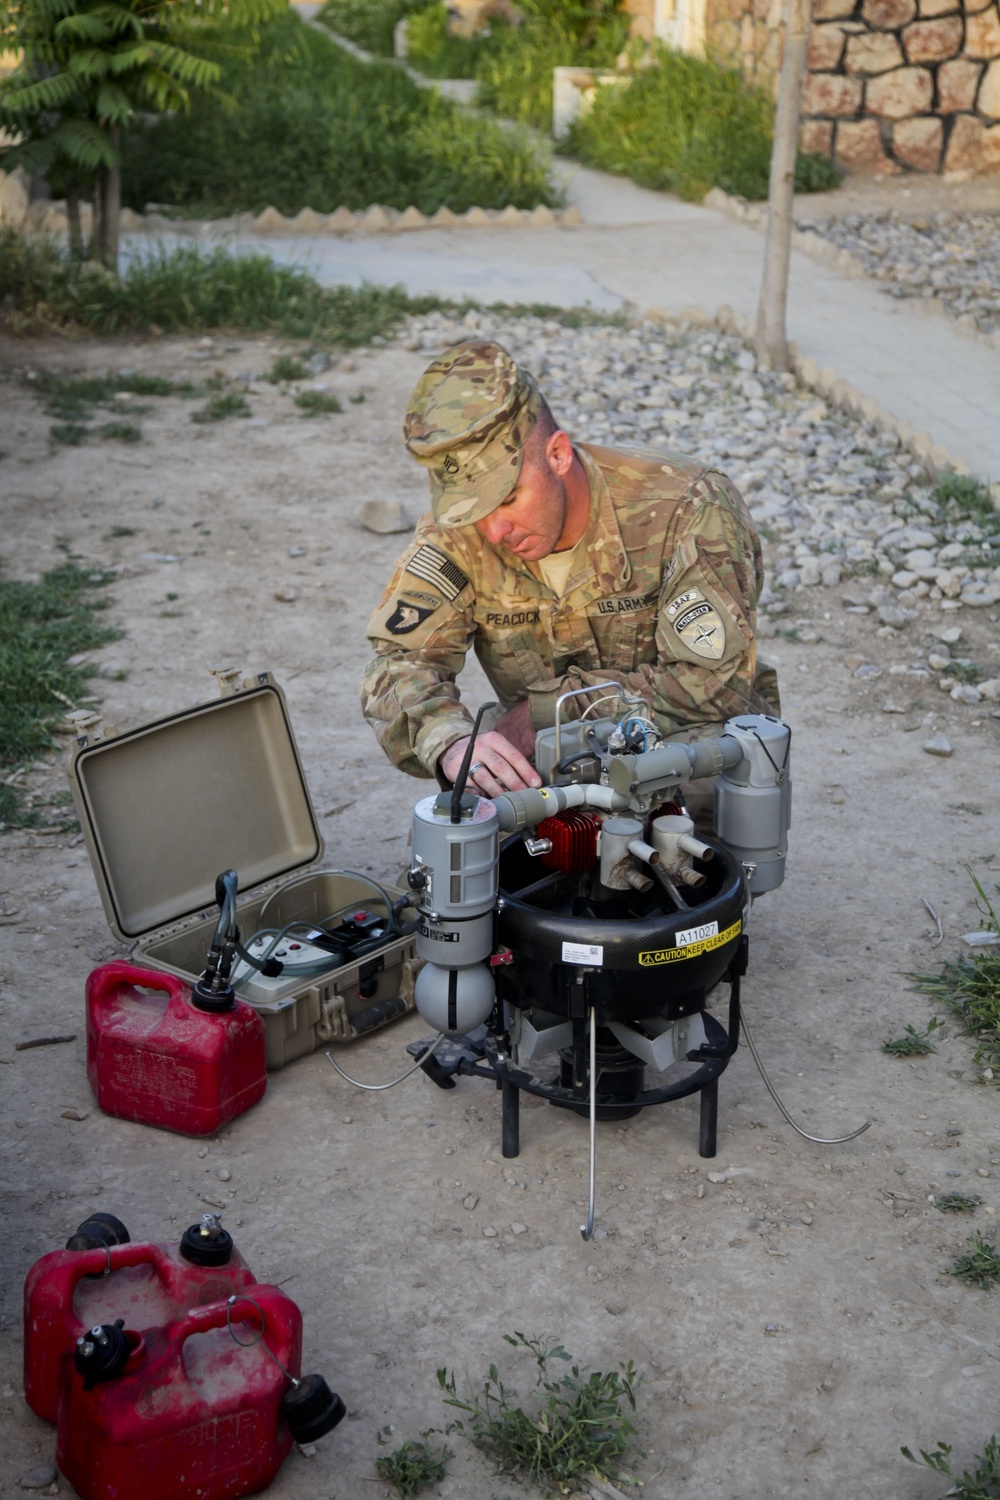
[128,160,1000,483]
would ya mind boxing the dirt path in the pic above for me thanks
[2,327,1000,1500]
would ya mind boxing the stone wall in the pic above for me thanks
[801,0,1000,174]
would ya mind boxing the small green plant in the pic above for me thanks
[267,355,308,382]
[932,474,997,523]
[903,1434,1000,1498]
[0,556,122,828]
[103,526,138,540]
[319,0,429,56]
[375,1432,451,1498]
[349,389,366,404]
[948,1231,1000,1290]
[882,1017,943,1057]
[294,389,342,416]
[439,1332,639,1492]
[50,422,89,445]
[909,868,1000,1071]
[99,421,142,443]
[192,391,252,423]
[937,1192,983,1214]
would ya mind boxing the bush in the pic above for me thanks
[318,0,429,55]
[476,0,629,129]
[569,44,841,201]
[0,229,446,343]
[120,10,558,217]
[405,3,496,78]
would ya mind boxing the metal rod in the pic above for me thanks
[581,1007,597,1242]
[741,1009,872,1145]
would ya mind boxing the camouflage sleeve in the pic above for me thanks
[529,472,774,737]
[360,537,478,778]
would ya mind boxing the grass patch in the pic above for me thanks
[294,389,342,416]
[122,10,558,217]
[27,370,201,420]
[948,1231,1000,1290]
[1,229,451,344]
[439,1332,639,1492]
[267,355,309,382]
[0,557,122,830]
[98,421,143,443]
[937,1192,983,1214]
[932,474,998,524]
[882,1017,942,1057]
[903,1435,1000,1498]
[475,0,629,130]
[405,3,498,78]
[319,0,428,55]
[375,1432,451,1498]
[50,422,89,446]
[943,661,982,684]
[569,44,842,201]
[909,868,1000,1072]
[191,391,252,423]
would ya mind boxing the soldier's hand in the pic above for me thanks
[439,730,541,796]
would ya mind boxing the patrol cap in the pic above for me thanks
[403,341,542,528]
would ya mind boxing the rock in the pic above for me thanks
[934,625,963,643]
[360,499,411,535]
[977,678,1000,700]
[510,1222,527,1234]
[979,59,1000,119]
[937,57,985,111]
[882,701,907,712]
[892,570,918,588]
[799,560,822,586]
[804,73,864,115]
[866,66,933,118]
[951,684,981,704]
[855,663,882,678]
[273,587,298,603]
[482,1226,497,1237]
[808,23,849,69]
[308,353,332,374]
[877,603,910,628]
[60,1109,89,1121]
[922,734,954,756]
[903,14,964,61]
[966,4,1000,58]
[844,32,905,71]
[944,115,1000,172]
[18,1468,57,1491]
[835,119,899,173]
[463,1194,479,1210]
[863,0,916,22]
[927,651,951,670]
[197,1145,209,1158]
[892,116,945,173]
[821,560,843,586]
[217,1167,231,1181]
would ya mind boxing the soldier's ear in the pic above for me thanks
[545,429,574,477]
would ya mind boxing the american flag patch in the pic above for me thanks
[405,545,469,602]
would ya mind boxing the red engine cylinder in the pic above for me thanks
[86,961,266,1136]
[538,810,603,873]
[56,1286,302,1500]
[24,1231,256,1423]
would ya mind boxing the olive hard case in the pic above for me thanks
[67,668,417,1068]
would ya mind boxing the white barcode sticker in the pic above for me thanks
[562,942,604,966]
[676,920,719,947]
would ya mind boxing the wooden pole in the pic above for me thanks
[755,0,811,371]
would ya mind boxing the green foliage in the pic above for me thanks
[319,0,429,55]
[476,0,629,129]
[0,556,122,827]
[943,660,982,684]
[405,4,497,79]
[98,420,142,441]
[50,422,90,445]
[375,1432,451,1498]
[120,11,557,216]
[0,229,445,343]
[882,1016,942,1056]
[937,1192,983,1214]
[909,868,1000,1072]
[948,1232,1000,1290]
[294,389,342,415]
[902,1437,1000,1499]
[932,474,998,523]
[569,44,841,201]
[439,1332,639,1491]
[267,354,308,382]
[191,390,251,422]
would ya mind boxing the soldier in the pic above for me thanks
[361,340,779,799]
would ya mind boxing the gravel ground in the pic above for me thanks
[402,310,1000,713]
[798,209,1000,339]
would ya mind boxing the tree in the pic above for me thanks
[0,0,284,268]
[754,0,811,371]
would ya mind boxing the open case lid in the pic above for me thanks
[67,670,324,942]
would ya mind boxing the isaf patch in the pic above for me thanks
[665,587,726,660]
[404,544,469,602]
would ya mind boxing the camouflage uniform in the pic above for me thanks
[362,439,778,779]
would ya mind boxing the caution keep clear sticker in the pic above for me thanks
[638,919,742,967]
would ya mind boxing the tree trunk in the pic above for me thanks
[92,126,122,272]
[754,0,811,371]
[66,183,83,258]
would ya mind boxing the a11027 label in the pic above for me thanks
[637,919,741,967]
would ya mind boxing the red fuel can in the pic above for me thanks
[86,961,266,1136]
[23,1219,256,1424]
[56,1287,302,1500]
